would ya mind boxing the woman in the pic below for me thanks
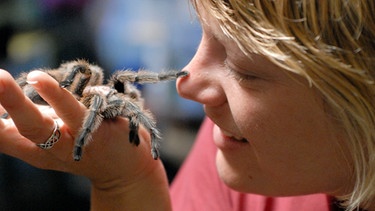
[0,0,374,210]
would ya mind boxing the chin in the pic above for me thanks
[215,150,256,193]
[216,150,345,198]
[215,150,300,196]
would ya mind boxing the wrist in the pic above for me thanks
[90,160,171,211]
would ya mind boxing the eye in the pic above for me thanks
[224,60,259,83]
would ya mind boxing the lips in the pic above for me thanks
[219,128,248,143]
[213,124,249,150]
[220,128,248,143]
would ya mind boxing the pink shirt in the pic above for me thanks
[170,118,333,211]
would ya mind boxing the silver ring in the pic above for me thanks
[36,121,61,149]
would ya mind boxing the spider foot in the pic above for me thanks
[73,145,83,161]
[150,128,161,160]
[59,80,72,88]
[129,129,140,146]
[151,147,159,160]
[176,70,189,78]
[128,118,141,146]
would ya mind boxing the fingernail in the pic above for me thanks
[26,71,43,86]
[0,69,7,93]
[26,80,38,85]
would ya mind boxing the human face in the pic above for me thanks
[176,2,352,197]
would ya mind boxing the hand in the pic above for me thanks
[0,69,171,210]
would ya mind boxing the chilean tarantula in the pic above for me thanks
[5,60,188,161]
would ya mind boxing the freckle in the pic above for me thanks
[248,175,253,180]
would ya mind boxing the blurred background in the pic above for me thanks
[0,0,204,210]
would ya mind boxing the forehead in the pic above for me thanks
[190,0,238,40]
[190,0,222,32]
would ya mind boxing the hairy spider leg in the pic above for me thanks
[60,64,93,97]
[98,93,142,146]
[129,116,141,146]
[100,95,143,146]
[150,128,161,159]
[74,94,104,161]
[156,70,189,81]
[112,70,189,84]
[122,100,161,160]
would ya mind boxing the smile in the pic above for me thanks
[221,129,248,143]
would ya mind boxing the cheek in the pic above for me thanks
[226,87,350,195]
[238,90,332,164]
[233,86,330,148]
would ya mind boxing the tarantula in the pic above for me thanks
[4,60,188,161]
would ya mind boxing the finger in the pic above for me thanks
[0,119,67,171]
[0,71,77,166]
[0,112,75,168]
[0,104,7,118]
[0,117,6,127]
[0,70,55,142]
[26,71,86,134]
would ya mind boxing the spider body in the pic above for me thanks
[6,60,188,161]
[16,60,105,104]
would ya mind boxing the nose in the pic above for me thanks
[176,42,227,106]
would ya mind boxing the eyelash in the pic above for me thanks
[224,60,258,83]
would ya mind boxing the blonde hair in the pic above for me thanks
[192,0,375,210]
